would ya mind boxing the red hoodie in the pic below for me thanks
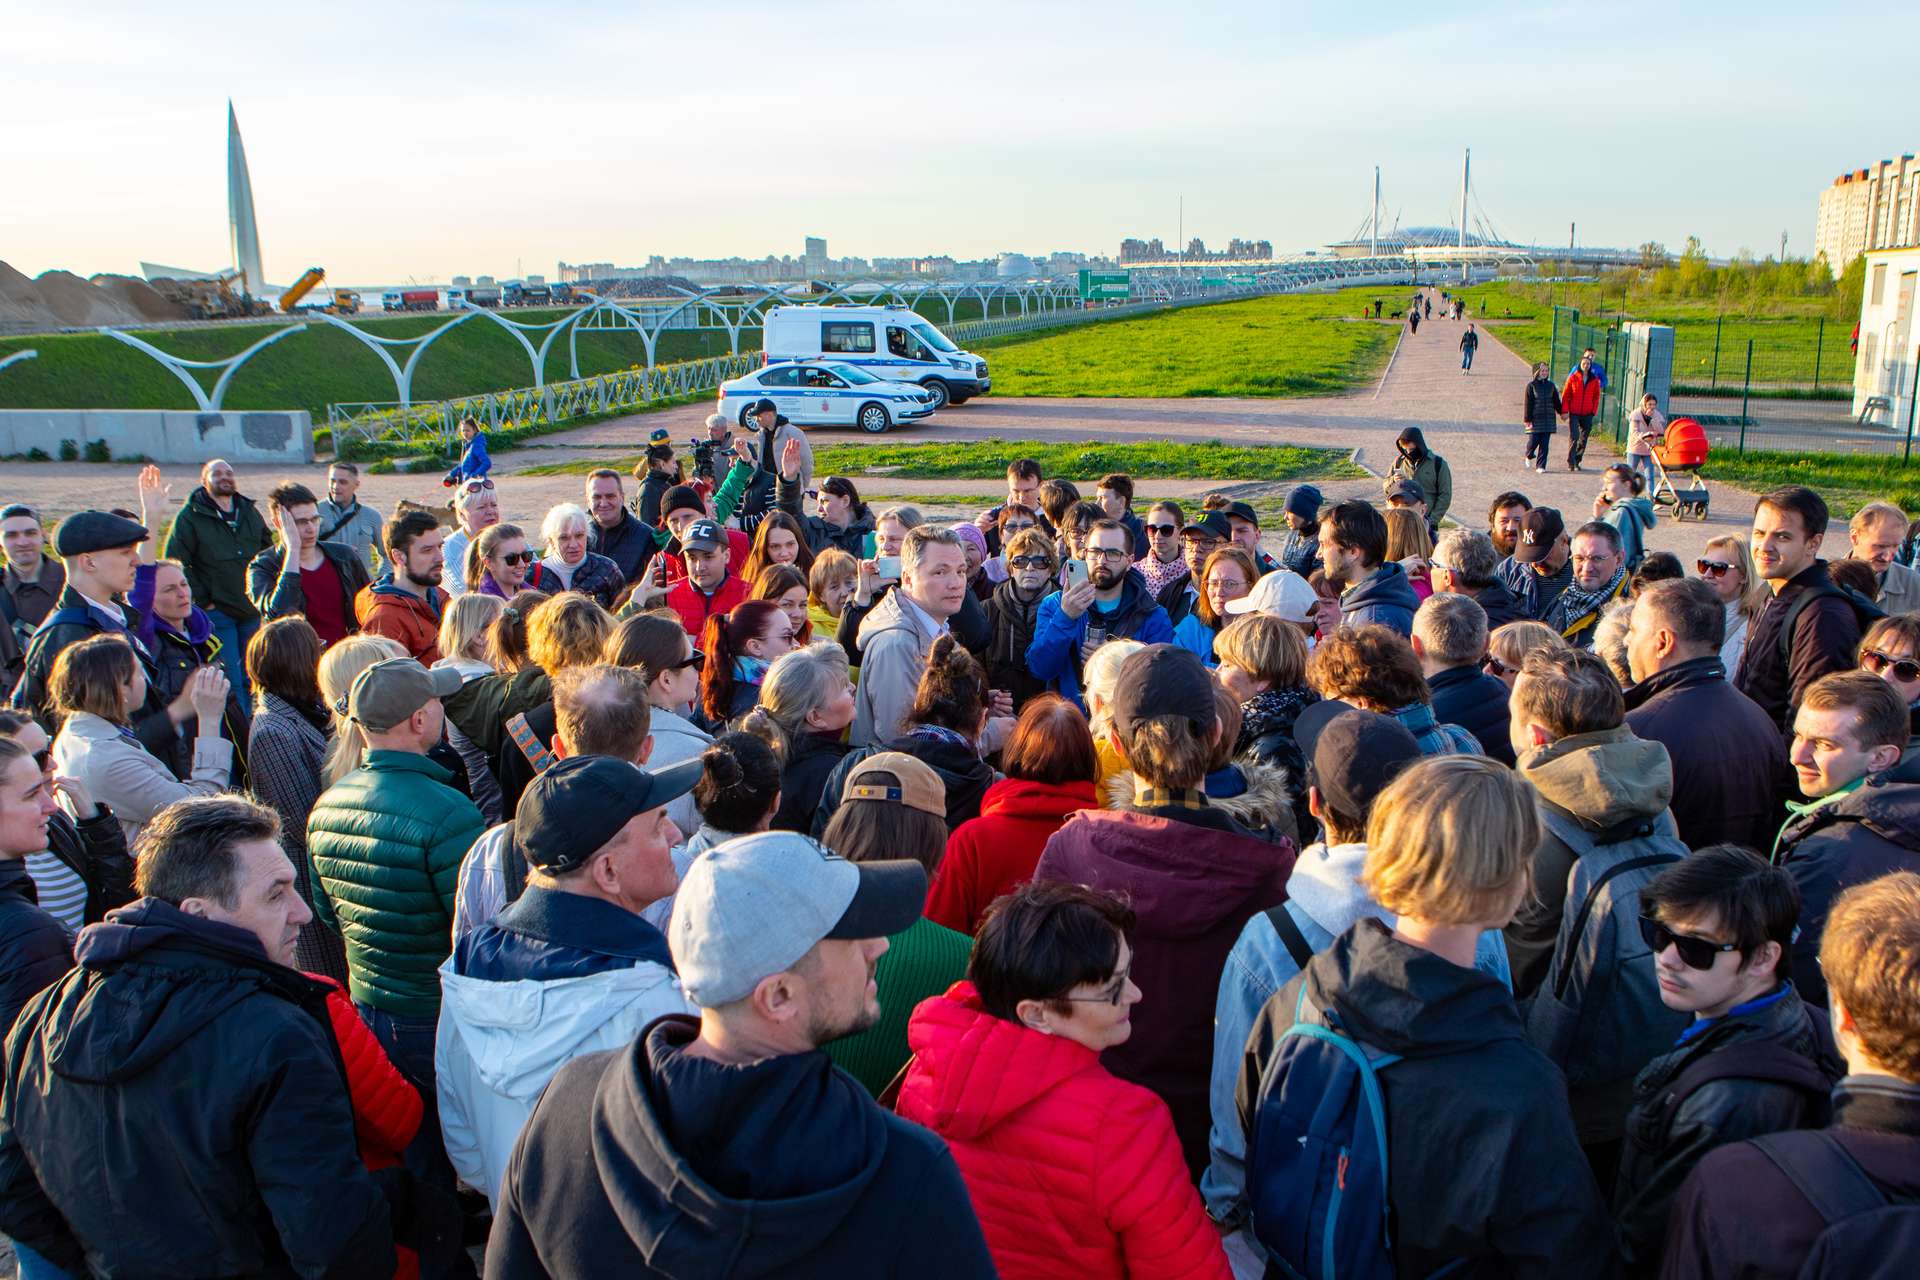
[929,777,1097,935]
[1034,806,1294,1175]
[899,983,1230,1280]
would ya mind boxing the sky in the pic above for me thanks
[2,0,1913,285]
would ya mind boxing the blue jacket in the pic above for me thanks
[1025,570,1175,709]
[1339,561,1420,636]
[445,431,492,486]
[1202,842,1511,1223]
[1606,495,1658,570]
[1171,611,1220,665]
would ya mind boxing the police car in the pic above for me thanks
[717,360,936,434]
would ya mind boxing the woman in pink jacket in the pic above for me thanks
[898,882,1230,1280]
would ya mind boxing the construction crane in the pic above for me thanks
[279,266,326,313]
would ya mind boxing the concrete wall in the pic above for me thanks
[0,410,314,466]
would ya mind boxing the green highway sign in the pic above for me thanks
[1078,269,1131,300]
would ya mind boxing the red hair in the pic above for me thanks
[1001,694,1098,787]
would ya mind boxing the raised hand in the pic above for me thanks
[136,464,171,514]
[188,666,230,729]
[780,436,803,482]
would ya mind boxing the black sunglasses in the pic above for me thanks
[1008,554,1052,570]
[1638,914,1740,970]
[1862,649,1920,683]
[1481,654,1510,678]
[1146,523,1180,537]
[500,550,533,566]
[674,649,706,672]
[1696,559,1733,577]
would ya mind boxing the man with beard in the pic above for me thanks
[1028,519,1174,711]
[1488,491,1532,560]
[1499,506,1574,622]
[355,511,449,664]
[1544,522,1630,649]
[486,831,995,1279]
[161,458,270,691]
[1319,499,1418,637]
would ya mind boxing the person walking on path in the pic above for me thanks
[1523,362,1562,473]
[1562,348,1605,472]
[161,458,270,692]
[1408,307,1421,336]
[1459,322,1480,373]
[1626,394,1665,491]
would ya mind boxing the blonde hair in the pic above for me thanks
[1383,506,1433,563]
[1082,638,1146,738]
[1213,613,1308,689]
[1363,756,1540,926]
[808,548,857,607]
[1822,871,1920,1080]
[1489,619,1569,674]
[1849,501,1909,540]
[438,592,503,667]
[1704,534,1769,623]
[318,634,407,786]
[739,641,851,762]
[527,592,612,674]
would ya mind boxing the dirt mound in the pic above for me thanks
[90,274,188,323]
[0,261,169,332]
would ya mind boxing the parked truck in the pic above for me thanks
[382,289,441,312]
[505,282,552,307]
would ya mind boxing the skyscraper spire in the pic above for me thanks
[227,101,264,297]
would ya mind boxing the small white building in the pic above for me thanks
[1854,246,1920,429]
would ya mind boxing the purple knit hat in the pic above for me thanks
[949,522,988,560]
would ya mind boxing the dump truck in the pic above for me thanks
[383,289,441,312]
[279,266,325,313]
[325,290,361,316]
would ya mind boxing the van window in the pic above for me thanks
[886,326,933,361]
[822,322,875,354]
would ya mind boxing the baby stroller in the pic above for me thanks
[1650,417,1710,522]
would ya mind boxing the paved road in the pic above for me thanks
[0,309,1754,563]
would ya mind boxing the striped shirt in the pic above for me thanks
[24,851,85,936]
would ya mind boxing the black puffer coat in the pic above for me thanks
[1624,655,1788,853]
[0,860,71,1034]
[0,900,397,1277]
[1612,984,1840,1271]
[1427,663,1514,766]
[771,730,853,834]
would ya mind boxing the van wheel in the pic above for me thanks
[921,380,951,411]
[857,403,892,434]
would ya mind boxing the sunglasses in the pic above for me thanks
[1009,555,1052,569]
[1061,963,1132,1007]
[499,550,533,566]
[1146,523,1180,537]
[1481,654,1511,678]
[460,479,496,494]
[1696,559,1733,577]
[1638,914,1740,970]
[674,649,706,672]
[1862,649,1920,683]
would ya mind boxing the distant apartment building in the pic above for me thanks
[1815,155,1920,273]
[804,237,828,276]
[1119,236,1273,264]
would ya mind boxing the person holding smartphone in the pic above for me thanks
[1025,520,1174,712]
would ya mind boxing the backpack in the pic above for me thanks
[1245,985,1406,1280]
[1523,809,1687,1087]
[1747,1130,1920,1279]
[1630,1040,1834,1157]
[1776,583,1884,670]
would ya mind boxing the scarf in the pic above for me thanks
[1136,552,1190,598]
[1549,565,1626,629]
[1238,686,1319,755]
[987,577,1049,667]
[732,655,770,685]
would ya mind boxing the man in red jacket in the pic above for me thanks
[1033,645,1295,1176]
[661,519,747,637]
[1561,347,1605,472]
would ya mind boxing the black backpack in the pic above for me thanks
[1776,583,1884,669]
[1747,1130,1920,1279]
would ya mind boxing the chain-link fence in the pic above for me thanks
[1549,307,1632,446]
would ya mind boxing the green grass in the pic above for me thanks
[519,438,1364,481]
[1691,450,1920,516]
[978,294,1396,398]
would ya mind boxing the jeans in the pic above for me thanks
[1526,430,1553,468]
[356,1003,453,1192]
[1460,347,1475,370]
[1567,414,1595,468]
[206,610,258,695]
[13,1241,78,1279]
[1629,451,1658,488]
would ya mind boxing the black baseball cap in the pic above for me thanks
[1221,500,1260,526]
[1109,644,1217,739]
[1513,507,1566,564]
[1292,704,1422,825]
[514,755,705,875]
[750,398,778,416]
[1181,511,1234,542]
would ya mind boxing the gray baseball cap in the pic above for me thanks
[670,831,927,1007]
[347,658,462,732]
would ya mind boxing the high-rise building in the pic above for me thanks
[227,102,264,297]
[1815,155,1920,273]
[804,236,828,276]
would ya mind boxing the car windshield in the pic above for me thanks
[909,321,958,353]
[826,363,881,384]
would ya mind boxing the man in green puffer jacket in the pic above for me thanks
[308,657,484,1181]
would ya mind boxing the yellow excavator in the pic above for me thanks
[279,266,326,313]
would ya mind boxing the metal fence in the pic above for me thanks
[1550,307,1633,447]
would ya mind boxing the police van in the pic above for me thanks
[762,305,989,410]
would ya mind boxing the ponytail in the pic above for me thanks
[699,599,785,724]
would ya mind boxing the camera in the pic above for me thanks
[688,436,720,482]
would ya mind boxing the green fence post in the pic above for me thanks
[1738,339,1754,453]
[1814,317,1824,395]
[1711,315,1723,390]
[1906,357,1920,464]
[1551,307,1561,381]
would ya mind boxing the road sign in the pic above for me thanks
[1078,269,1131,301]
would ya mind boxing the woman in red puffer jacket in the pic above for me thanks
[927,695,1097,935]
[898,882,1229,1280]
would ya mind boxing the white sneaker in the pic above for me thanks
[1536,464,1547,473]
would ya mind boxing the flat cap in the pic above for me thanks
[53,511,148,557]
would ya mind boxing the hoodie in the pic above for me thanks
[485,1015,996,1279]
[1035,803,1295,1175]
[354,574,447,664]
[1339,560,1420,636]
[899,984,1232,1280]
[0,899,396,1278]
[1233,921,1616,1279]
[1603,494,1658,569]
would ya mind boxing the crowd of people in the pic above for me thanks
[1,391,1918,1279]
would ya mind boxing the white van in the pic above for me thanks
[762,305,989,410]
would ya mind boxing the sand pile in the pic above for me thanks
[0,261,180,333]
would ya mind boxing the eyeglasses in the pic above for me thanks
[1862,649,1920,683]
[499,550,533,566]
[1638,914,1740,970]
[673,649,706,672]
[1009,555,1052,569]
[460,479,495,494]
[1146,523,1180,537]
[1061,963,1132,1006]
[1696,559,1733,577]
[1481,654,1510,678]
[1003,521,1035,534]
[1088,547,1131,562]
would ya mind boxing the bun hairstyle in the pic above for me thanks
[487,589,550,672]
[691,731,782,834]
[699,599,786,723]
[739,641,851,763]
[907,633,990,734]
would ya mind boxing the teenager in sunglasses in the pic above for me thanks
[467,522,533,599]
[1858,614,1920,738]
[1612,846,1840,1271]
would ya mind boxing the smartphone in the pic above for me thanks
[875,556,902,579]
[1064,558,1090,589]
